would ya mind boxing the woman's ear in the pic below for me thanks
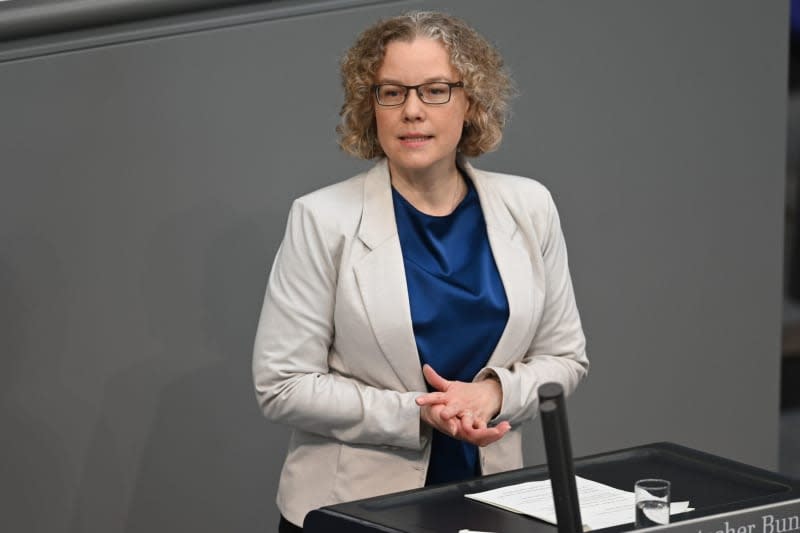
[464,96,476,125]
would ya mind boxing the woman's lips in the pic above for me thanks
[399,135,433,147]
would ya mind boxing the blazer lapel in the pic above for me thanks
[353,160,426,392]
[464,160,537,369]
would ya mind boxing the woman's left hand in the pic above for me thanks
[415,364,508,439]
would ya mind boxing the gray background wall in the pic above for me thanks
[0,0,788,531]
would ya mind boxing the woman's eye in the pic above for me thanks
[380,85,405,96]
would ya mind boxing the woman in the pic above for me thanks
[252,11,589,531]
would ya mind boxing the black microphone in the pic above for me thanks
[538,382,583,533]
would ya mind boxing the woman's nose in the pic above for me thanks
[401,89,426,121]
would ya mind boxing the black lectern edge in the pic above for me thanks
[319,441,797,509]
[630,496,800,533]
[305,509,405,533]
[578,441,798,487]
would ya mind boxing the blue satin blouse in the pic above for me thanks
[392,176,509,485]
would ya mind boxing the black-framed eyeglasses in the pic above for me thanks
[372,81,464,106]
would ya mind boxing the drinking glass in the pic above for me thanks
[635,478,671,527]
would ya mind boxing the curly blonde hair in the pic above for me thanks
[337,11,514,159]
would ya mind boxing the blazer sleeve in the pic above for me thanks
[476,189,589,427]
[252,199,426,450]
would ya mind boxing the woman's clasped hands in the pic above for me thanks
[416,364,511,447]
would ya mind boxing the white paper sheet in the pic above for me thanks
[465,476,692,530]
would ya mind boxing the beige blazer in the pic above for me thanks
[252,157,589,526]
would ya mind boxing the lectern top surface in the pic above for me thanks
[305,443,800,533]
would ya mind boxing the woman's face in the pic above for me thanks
[374,38,470,181]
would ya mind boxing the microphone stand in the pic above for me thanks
[538,382,583,533]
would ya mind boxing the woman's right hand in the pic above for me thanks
[420,403,511,447]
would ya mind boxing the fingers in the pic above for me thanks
[415,391,448,406]
[418,367,511,446]
[447,418,459,437]
[424,410,511,446]
[457,411,486,432]
[421,404,459,437]
[435,409,511,447]
[422,364,450,392]
[439,403,463,420]
[460,411,482,431]
[418,374,502,422]
[459,411,474,430]
[465,421,511,447]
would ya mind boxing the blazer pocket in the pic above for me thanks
[330,442,426,503]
